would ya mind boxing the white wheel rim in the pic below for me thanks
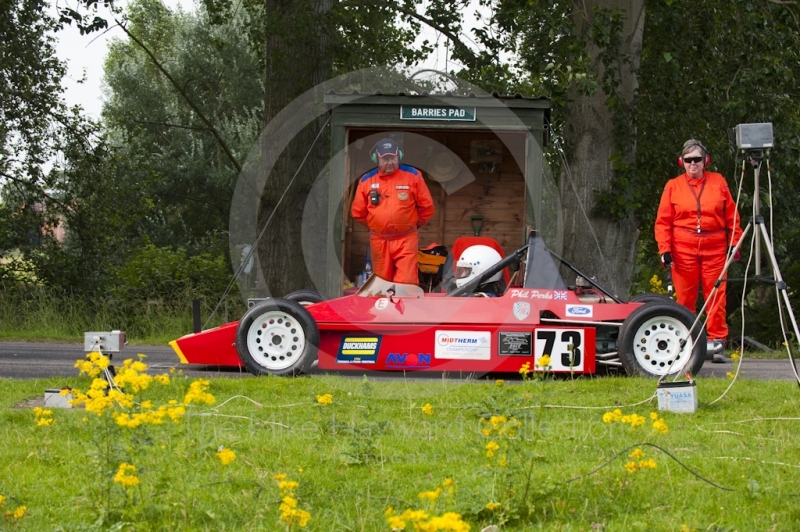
[632,315,694,375]
[246,310,306,371]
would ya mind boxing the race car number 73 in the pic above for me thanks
[534,328,583,370]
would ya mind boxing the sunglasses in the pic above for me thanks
[682,156,704,164]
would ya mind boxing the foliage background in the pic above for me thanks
[2,0,800,345]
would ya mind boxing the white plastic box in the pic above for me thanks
[657,381,698,413]
[44,389,73,409]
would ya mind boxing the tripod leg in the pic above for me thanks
[755,222,800,385]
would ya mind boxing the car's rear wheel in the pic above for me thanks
[284,289,327,306]
[235,299,319,376]
[618,301,706,377]
[628,292,676,305]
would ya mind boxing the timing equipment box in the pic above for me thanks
[657,380,698,413]
[83,331,125,353]
[733,122,773,150]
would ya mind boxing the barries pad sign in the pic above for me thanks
[400,106,476,121]
[434,330,491,360]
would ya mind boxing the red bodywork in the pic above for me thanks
[171,283,644,375]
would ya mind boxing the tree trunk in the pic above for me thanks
[559,0,645,297]
[254,0,332,298]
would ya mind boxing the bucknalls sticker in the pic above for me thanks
[336,335,382,364]
[434,330,491,360]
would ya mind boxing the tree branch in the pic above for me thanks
[132,119,214,132]
[116,19,242,173]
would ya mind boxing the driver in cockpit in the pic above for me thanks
[453,245,506,297]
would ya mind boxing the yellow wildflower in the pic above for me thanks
[216,447,236,465]
[495,379,504,387]
[273,473,287,481]
[486,502,502,511]
[418,488,442,502]
[421,403,434,416]
[498,454,507,467]
[315,393,333,405]
[638,458,657,469]
[279,495,312,527]
[730,351,740,360]
[442,478,453,487]
[727,371,736,379]
[649,274,667,294]
[629,448,645,459]
[649,412,659,420]
[12,505,26,519]
[485,441,500,458]
[537,354,551,368]
[183,379,215,405]
[518,362,531,377]
[621,414,646,428]
[113,463,140,488]
[652,418,669,434]
[279,480,300,492]
[141,400,153,409]
[624,461,638,473]
[154,374,170,385]
[602,409,623,423]
[0,494,5,505]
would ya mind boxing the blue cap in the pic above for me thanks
[375,138,399,158]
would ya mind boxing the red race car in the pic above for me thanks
[170,232,707,378]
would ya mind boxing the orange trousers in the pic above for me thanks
[370,232,419,284]
[671,229,729,340]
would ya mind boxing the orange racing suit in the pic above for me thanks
[655,171,743,341]
[351,164,435,284]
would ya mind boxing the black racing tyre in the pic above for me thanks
[618,301,706,378]
[628,292,676,305]
[235,299,319,376]
[284,289,328,306]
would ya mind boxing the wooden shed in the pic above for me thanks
[324,92,551,297]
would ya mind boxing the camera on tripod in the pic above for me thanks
[730,122,774,150]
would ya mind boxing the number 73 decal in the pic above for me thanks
[534,329,584,371]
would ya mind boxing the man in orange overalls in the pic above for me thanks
[351,138,435,284]
[655,139,743,362]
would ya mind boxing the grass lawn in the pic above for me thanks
[2,360,800,531]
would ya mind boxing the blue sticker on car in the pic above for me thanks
[336,335,381,364]
[384,352,432,369]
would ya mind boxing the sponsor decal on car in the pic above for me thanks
[512,302,530,321]
[508,289,553,300]
[336,335,382,364]
[374,298,389,310]
[498,332,532,356]
[554,291,568,301]
[434,331,491,360]
[565,304,593,318]
[384,352,432,369]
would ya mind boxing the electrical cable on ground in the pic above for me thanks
[563,442,734,491]
[204,115,331,329]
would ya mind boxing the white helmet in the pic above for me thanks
[455,245,503,287]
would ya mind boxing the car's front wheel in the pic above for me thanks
[618,301,706,377]
[235,299,319,376]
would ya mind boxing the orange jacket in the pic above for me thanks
[351,165,434,238]
[655,171,743,254]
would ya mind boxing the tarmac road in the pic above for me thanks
[1,341,798,382]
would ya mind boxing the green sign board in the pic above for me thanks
[400,106,476,121]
